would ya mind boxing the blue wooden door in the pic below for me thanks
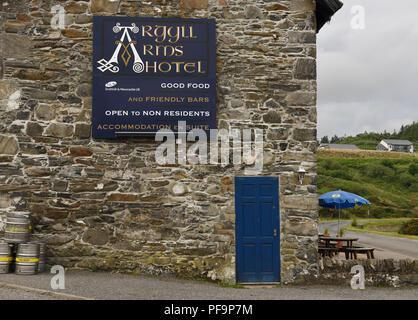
[235,177,280,282]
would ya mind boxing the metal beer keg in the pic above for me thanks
[0,242,12,274]
[4,212,31,243]
[34,241,46,273]
[15,242,40,275]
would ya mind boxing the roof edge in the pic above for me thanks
[316,0,344,33]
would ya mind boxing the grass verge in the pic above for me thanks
[343,219,418,240]
[318,218,350,222]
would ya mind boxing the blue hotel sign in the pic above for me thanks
[92,16,216,138]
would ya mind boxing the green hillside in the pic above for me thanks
[321,122,418,150]
[317,155,418,219]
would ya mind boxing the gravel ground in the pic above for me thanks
[0,270,417,300]
[0,286,57,300]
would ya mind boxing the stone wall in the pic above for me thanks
[0,0,318,283]
[314,257,418,287]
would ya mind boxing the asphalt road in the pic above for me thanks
[0,270,417,300]
[319,221,418,259]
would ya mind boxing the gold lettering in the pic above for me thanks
[181,26,188,39]
[167,45,176,57]
[187,97,210,103]
[142,24,197,43]
[184,62,196,73]
[154,25,167,43]
[189,26,197,39]
[128,97,143,102]
[197,61,206,74]
[158,62,172,73]
[167,26,180,44]
[142,25,153,38]
[175,46,184,57]
[155,45,176,57]
[145,61,157,73]
[171,61,183,73]
[143,44,154,56]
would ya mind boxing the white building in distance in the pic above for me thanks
[376,139,415,153]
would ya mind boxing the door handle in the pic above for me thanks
[273,229,277,237]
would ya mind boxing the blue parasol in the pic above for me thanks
[319,190,371,233]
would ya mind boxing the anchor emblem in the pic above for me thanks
[97,23,144,74]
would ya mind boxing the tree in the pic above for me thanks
[321,136,329,143]
[330,135,340,143]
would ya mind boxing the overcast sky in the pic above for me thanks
[317,0,418,139]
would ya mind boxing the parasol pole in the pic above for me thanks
[337,203,341,235]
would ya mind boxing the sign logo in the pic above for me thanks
[97,23,144,74]
[105,81,117,88]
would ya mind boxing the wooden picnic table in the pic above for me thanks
[318,236,375,259]
[319,236,359,248]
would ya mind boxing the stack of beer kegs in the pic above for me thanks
[1,212,46,275]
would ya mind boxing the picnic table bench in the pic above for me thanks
[341,246,375,259]
[318,246,340,257]
[318,236,375,260]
